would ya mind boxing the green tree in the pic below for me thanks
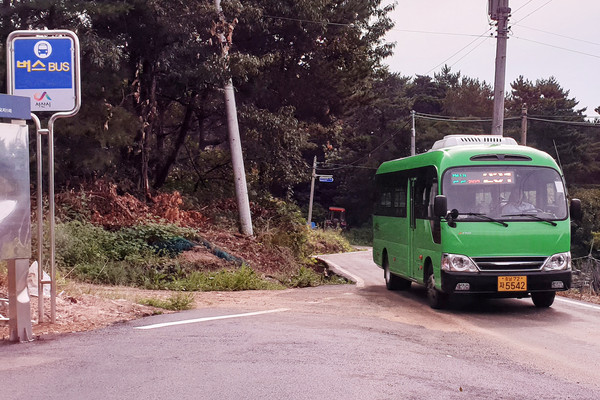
[506,76,597,184]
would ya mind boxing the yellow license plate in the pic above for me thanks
[498,276,527,291]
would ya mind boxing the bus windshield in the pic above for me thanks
[442,166,567,221]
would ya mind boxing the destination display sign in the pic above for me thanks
[451,170,514,185]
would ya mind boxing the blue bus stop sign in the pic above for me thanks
[7,31,79,113]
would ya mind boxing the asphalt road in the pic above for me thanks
[2,249,600,399]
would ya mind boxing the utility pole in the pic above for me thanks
[490,0,511,136]
[410,110,416,156]
[213,0,253,236]
[307,156,317,226]
[521,104,528,145]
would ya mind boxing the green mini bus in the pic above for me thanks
[373,135,581,309]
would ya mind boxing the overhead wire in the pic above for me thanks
[511,36,600,59]
[425,28,494,75]
[527,116,600,127]
[425,0,560,75]
[261,14,354,27]
[511,0,538,14]
[511,0,555,26]
[313,111,600,176]
[516,25,600,47]
[414,113,520,123]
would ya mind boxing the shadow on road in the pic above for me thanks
[356,281,572,321]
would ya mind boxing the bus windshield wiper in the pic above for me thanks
[501,213,557,226]
[458,212,508,227]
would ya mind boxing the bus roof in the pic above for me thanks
[376,141,561,176]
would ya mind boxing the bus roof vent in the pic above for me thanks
[431,135,518,150]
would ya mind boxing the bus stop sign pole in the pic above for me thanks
[7,30,81,325]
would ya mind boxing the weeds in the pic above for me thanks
[138,292,195,311]
[163,265,284,292]
[289,266,323,288]
[306,229,354,255]
[52,198,354,292]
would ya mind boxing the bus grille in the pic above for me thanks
[472,257,547,271]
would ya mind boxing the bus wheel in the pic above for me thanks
[384,257,411,291]
[531,291,555,308]
[426,269,448,309]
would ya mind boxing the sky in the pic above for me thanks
[384,0,600,119]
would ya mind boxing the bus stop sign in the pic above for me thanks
[7,30,80,112]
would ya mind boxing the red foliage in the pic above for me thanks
[56,180,208,229]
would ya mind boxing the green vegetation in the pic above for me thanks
[159,265,284,292]
[570,187,600,258]
[55,220,278,290]
[342,225,374,247]
[138,293,195,311]
[306,229,355,255]
[52,199,353,292]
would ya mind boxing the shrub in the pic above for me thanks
[289,266,323,288]
[163,264,284,291]
[342,226,373,246]
[138,293,195,311]
[306,229,354,255]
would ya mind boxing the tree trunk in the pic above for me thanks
[153,91,197,189]
[135,60,157,199]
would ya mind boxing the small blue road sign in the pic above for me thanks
[319,176,334,183]
[8,32,78,112]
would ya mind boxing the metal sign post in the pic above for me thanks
[307,156,336,227]
[7,30,81,325]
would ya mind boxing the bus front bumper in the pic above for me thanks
[441,270,572,296]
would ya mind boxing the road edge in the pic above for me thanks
[315,254,365,288]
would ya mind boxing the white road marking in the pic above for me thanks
[555,296,600,311]
[134,308,289,330]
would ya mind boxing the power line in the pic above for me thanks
[414,112,600,127]
[426,28,494,75]
[415,112,520,123]
[425,0,556,77]
[511,0,538,14]
[346,118,412,166]
[317,163,377,171]
[511,0,555,25]
[527,116,600,127]
[516,25,600,47]
[388,28,483,38]
[447,35,491,70]
[262,14,355,27]
[512,36,600,59]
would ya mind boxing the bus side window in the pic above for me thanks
[393,185,407,217]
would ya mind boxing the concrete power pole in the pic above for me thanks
[410,110,416,156]
[521,104,528,145]
[490,0,511,136]
[213,0,253,236]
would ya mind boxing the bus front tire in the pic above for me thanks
[531,291,555,308]
[426,270,449,309]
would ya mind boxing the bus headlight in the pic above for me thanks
[441,254,478,273]
[542,252,571,271]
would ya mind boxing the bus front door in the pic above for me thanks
[408,178,417,280]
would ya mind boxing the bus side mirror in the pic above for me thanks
[434,195,447,218]
[570,198,582,221]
